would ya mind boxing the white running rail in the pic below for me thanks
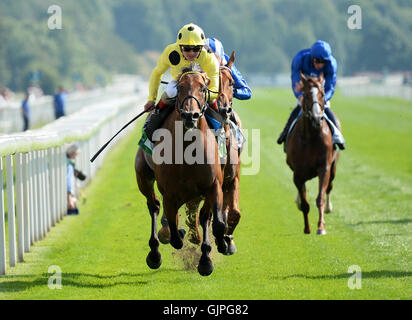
[0,92,145,275]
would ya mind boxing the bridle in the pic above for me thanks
[302,82,325,125]
[176,71,209,121]
[215,66,234,120]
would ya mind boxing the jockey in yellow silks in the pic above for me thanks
[142,23,220,142]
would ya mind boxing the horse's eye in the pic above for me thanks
[229,81,234,87]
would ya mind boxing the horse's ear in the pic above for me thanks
[227,51,235,69]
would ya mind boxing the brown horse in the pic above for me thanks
[135,66,228,276]
[214,52,243,254]
[286,72,340,235]
[158,52,243,255]
[160,52,243,254]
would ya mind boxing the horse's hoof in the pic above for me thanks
[178,228,186,239]
[158,226,170,244]
[146,252,162,269]
[215,236,228,255]
[170,236,183,250]
[198,259,214,276]
[217,240,228,255]
[317,229,327,235]
[304,229,311,234]
[223,236,237,255]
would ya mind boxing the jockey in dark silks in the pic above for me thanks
[205,37,252,101]
[277,40,345,150]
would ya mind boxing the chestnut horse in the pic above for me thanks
[213,52,243,253]
[158,52,243,255]
[286,72,340,235]
[135,66,228,276]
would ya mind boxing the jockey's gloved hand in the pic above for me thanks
[144,101,155,112]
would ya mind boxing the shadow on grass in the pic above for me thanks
[348,218,412,226]
[275,270,412,281]
[0,269,186,292]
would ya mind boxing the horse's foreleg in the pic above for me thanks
[325,159,337,214]
[198,205,213,276]
[293,174,310,234]
[316,168,331,235]
[135,149,162,269]
[185,198,202,245]
[224,175,241,255]
[146,199,162,269]
[209,180,227,255]
[163,199,184,250]
[158,212,170,244]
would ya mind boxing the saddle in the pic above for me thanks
[284,111,344,152]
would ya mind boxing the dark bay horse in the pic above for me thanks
[286,72,340,235]
[135,67,228,276]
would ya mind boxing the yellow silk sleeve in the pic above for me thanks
[148,46,172,101]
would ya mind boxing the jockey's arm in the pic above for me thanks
[147,47,171,103]
[231,64,252,100]
[291,52,304,99]
[324,57,337,102]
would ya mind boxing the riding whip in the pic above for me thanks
[90,109,147,163]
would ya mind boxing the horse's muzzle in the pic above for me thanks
[181,112,200,129]
[219,106,232,120]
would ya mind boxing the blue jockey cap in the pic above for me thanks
[206,37,228,65]
[310,40,332,61]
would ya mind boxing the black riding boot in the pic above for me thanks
[276,105,301,144]
[143,100,174,142]
[324,108,345,150]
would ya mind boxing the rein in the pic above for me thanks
[176,71,209,119]
[302,85,325,123]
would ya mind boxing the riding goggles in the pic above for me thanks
[181,45,202,52]
[313,58,327,64]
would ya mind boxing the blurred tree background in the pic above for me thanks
[0,0,411,93]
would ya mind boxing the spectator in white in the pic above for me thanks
[66,143,86,215]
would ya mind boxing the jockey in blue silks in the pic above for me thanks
[206,37,252,101]
[277,40,345,150]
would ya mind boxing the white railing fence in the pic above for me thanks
[0,74,145,134]
[338,75,412,101]
[0,92,145,275]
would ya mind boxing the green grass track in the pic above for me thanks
[0,88,411,299]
